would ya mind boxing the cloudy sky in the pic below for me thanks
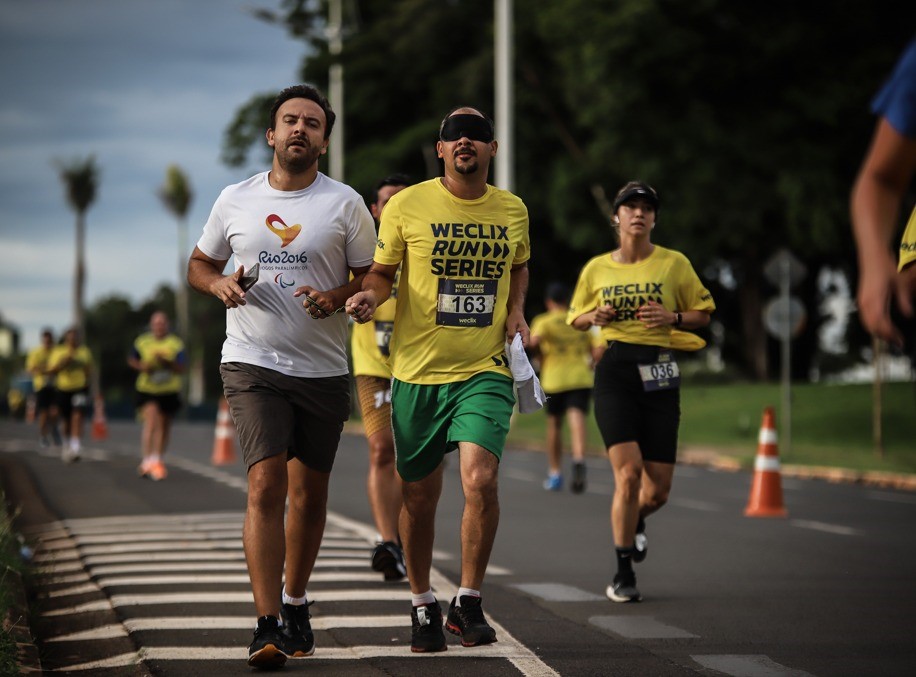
[0,0,307,348]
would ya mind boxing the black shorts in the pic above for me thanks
[136,391,182,416]
[545,388,591,417]
[592,342,679,463]
[57,388,90,420]
[220,362,350,472]
[35,386,57,411]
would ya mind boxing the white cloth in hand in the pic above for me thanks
[505,333,546,413]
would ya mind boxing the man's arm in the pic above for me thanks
[851,118,916,346]
[345,262,399,323]
[293,264,372,317]
[506,262,530,345]
[188,247,248,308]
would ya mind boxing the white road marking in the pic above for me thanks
[692,654,814,676]
[790,519,860,536]
[92,572,394,587]
[867,491,916,505]
[122,615,405,631]
[590,615,698,639]
[512,583,604,602]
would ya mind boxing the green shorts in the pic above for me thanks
[391,372,515,482]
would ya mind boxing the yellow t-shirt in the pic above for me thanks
[375,178,530,384]
[133,332,185,395]
[567,246,715,348]
[898,205,916,271]
[26,346,56,391]
[49,345,93,392]
[529,309,597,393]
[350,267,400,379]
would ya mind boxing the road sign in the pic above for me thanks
[763,249,806,289]
[763,296,806,339]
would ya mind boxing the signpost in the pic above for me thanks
[762,249,807,458]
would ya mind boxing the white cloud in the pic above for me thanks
[0,0,306,347]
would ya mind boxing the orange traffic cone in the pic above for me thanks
[744,406,787,517]
[211,397,237,465]
[91,395,109,441]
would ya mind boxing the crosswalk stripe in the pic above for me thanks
[123,615,406,630]
[92,572,397,586]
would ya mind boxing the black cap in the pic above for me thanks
[612,182,659,212]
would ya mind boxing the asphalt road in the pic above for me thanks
[1,418,915,676]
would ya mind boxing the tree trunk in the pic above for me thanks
[74,211,86,336]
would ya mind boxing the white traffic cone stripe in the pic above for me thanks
[754,455,782,472]
[758,427,778,445]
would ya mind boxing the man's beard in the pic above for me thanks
[454,158,479,175]
[278,142,321,173]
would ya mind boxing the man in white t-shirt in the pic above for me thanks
[188,83,376,669]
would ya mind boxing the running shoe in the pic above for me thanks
[147,461,168,482]
[571,462,587,494]
[410,601,446,653]
[446,595,497,647]
[247,615,288,669]
[633,516,647,563]
[606,572,642,603]
[371,541,407,581]
[280,601,315,657]
[39,435,50,448]
[138,459,153,479]
[542,473,562,491]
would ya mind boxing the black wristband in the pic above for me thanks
[674,311,682,327]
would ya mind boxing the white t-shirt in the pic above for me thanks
[197,171,376,378]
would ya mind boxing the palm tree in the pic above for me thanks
[57,156,100,338]
[158,164,193,341]
[158,165,196,404]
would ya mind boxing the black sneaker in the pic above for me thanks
[371,541,407,581]
[445,595,497,647]
[571,462,587,494]
[410,601,447,653]
[606,572,642,603]
[280,601,315,657]
[248,615,288,669]
[633,516,647,563]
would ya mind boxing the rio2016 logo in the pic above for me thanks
[265,213,301,247]
[274,273,295,289]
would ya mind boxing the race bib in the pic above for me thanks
[436,279,497,327]
[149,369,172,385]
[637,350,680,391]
[71,392,90,407]
[375,321,394,357]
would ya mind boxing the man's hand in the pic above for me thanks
[212,267,249,309]
[294,286,340,319]
[506,309,529,346]
[857,253,912,348]
[345,290,379,324]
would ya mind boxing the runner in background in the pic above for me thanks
[350,173,412,581]
[26,327,62,447]
[128,311,187,481]
[529,282,604,493]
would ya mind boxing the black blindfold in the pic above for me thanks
[439,114,494,143]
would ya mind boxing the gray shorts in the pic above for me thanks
[220,362,350,471]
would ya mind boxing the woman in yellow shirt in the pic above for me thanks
[128,311,186,481]
[568,181,715,604]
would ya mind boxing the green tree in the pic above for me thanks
[56,155,100,338]
[223,0,916,379]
